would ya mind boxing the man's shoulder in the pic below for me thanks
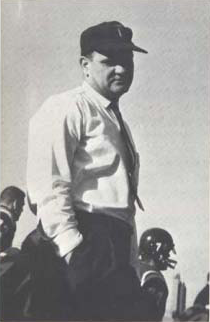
[31,85,85,122]
[0,210,14,226]
[48,85,84,104]
[138,260,166,283]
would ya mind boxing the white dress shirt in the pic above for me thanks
[27,82,140,257]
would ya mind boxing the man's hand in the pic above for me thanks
[64,251,73,265]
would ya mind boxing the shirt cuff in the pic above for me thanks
[53,228,83,257]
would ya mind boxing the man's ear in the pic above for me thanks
[80,56,90,76]
[12,200,17,211]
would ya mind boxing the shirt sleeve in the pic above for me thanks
[27,95,83,257]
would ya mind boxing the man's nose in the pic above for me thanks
[115,64,126,74]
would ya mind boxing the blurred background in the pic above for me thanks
[1,0,209,318]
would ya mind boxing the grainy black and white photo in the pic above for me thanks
[1,0,209,321]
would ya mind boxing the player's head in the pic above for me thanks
[0,186,25,221]
[139,227,177,270]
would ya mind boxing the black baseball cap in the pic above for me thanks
[80,21,148,56]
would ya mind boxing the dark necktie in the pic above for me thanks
[109,102,145,211]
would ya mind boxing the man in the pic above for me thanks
[0,186,25,252]
[175,273,209,322]
[0,186,28,320]
[138,228,177,321]
[194,273,209,310]
[177,306,209,321]
[27,21,157,320]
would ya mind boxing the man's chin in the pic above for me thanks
[111,85,130,97]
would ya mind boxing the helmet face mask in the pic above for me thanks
[139,228,177,271]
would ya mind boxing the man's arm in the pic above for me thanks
[142,274,168,321]
[27,95,83,259]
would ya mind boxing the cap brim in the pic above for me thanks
[94,41,148,54]
[131,44,148,54]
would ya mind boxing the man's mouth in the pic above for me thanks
[113,78,127,84]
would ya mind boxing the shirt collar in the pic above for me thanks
[82,81,111,109]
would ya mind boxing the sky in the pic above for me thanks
[1,0,209,315]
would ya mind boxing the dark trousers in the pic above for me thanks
[23,211,158,321]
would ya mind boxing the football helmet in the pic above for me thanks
[139,228,177,270]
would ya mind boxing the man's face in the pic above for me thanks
[13,198,25,221]
[84,50,134,100]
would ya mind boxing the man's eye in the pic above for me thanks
[102,60,113,66]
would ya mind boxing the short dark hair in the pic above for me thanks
[0,186,25,204]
